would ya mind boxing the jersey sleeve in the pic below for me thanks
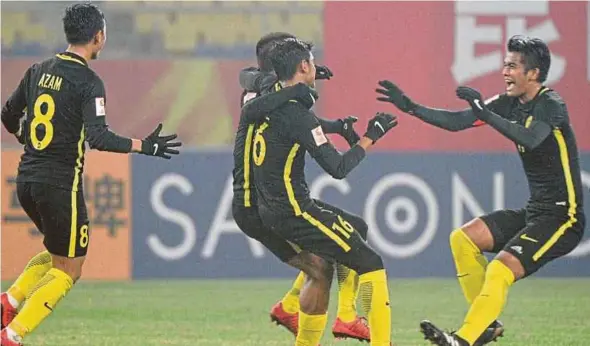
[289,106,365,179]
[533,96,567,128]
[81,75,107,126]
[1,67,31,134]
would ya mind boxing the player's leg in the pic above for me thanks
[451,209,525,305]
[284,204,391,346]
[4,184,90,344]
[453,211,584,346]
[313,200,369,340]
[295,252,334,346]
[2,183,53,330]
[232,203,303,334]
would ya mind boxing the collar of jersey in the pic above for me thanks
[56,52,88,66]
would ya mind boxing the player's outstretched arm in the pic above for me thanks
[292,108,397,179]
[456,86,552,150]
[241,83,318,123]
[1,68,30,144]
[376,80,479,132]
[82,78,181,158]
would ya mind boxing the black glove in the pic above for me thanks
[338,116,360,147]
[141,123,182,159]
[376,80,418,114]
[315,65,333,80]
[364,112,398,143]
[456,86,488,120]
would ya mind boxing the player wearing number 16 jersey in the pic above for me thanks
[0,4,181,345]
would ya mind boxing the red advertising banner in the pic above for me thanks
[323,1,590,151]
[1,150,131,280]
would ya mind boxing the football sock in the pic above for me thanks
[336,264,359,322]
[295,311,327,346]
[9,268,73,339]
[7,251,53,307]
[456,260,514,345]
[359,269,391,346]
[282,271,305,314]
[450,229,488,304]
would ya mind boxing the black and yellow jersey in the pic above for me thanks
[3,52,106,191]
[252,98,366,217]
[494,88,584,214]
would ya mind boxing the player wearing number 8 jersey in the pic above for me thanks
[0,4,181,345]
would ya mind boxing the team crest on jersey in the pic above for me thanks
[95,97,106,116]
[311,125,327,146]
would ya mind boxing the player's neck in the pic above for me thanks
[280,77,307,88]
[519,84,543,104]
[65,45,91,63]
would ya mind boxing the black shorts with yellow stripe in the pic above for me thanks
[17,182,90,258]
[481,206,585,277]
[260,200,378,274]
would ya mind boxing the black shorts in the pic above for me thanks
[17,182,90,258]
[232,203,299,263]
[480,207,585,276]
[260,200,380,274]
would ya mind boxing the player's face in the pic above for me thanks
[503,52,539,98]
[301,55,316,88]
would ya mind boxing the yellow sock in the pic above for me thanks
[281,271,305,314]
[359,269,391,346]
[450,229,488,304]
[295,311,327,346]
[7,251,52,306]
[8,268,74,338]
[336,264,358,322]
[456,260,515,345]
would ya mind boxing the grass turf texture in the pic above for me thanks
[2,279,589,345]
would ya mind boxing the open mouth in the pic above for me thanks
[505,81,515,90]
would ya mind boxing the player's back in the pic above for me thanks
[18,52,99,192]
[252,101,314,217]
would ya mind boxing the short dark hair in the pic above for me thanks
[268,38,314,81]
[507,35,551,83]
[63,3,105,45]
[255,32,296,72]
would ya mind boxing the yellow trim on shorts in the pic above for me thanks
[532,129,577,261]
[68,126,85,257]
[284,144,351,252]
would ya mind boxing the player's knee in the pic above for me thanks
[308,256,334,283]
[449,228,467,253]
[51,255,86,283]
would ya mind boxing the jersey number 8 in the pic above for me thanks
[30,94,56,150]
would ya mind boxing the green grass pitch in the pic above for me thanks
[2,279,589,345]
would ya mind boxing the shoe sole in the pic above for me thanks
[332,331,370,342]
[420,321,445,345]
[474,327,504,346]
[270,314,297,335]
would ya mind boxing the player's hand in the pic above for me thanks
[315,65,333,80]
[376,80,417,113]
[141,123,182,159]
[456,86,487,118]
[364,112,398,143]
[338,116,360,146]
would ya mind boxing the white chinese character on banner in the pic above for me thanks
[452,1,565,86]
